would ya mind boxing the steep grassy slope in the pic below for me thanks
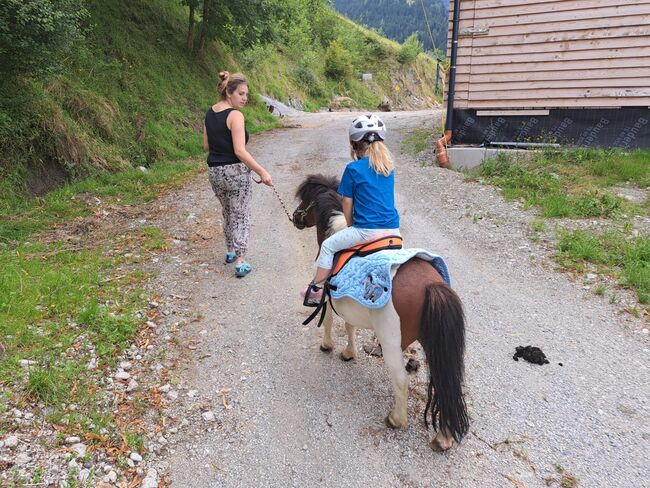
[0,0,441,206]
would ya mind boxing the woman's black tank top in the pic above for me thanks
[204,107,249,166]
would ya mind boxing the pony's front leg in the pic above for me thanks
[340,322,357,361]
[373,302,408,429]
[319,304,334,352]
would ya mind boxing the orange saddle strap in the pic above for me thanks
[330,235,403,278]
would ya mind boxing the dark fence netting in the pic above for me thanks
[452,107,650,149]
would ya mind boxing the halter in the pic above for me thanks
[292,200,315,225]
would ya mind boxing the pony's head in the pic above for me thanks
[293,174,342,231]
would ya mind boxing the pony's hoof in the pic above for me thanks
[429,435,455,452]
[340,351,355,362]
[320,344,333,353]
[384,414,405,429]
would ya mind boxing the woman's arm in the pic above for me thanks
[342,197,353,226]
[229,111,273,186]
[203,125,209,152]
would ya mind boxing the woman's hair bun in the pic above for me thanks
[218,71,230,81]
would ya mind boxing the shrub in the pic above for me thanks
[324,40,353,80]
[397,33,423,64]
[365,35,390,60]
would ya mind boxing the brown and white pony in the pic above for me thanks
[293,174,469,450]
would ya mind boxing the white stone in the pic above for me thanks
[119,361,133,371]
[129,452,143,463]
[115,371,131,381]
[4,435,18,448]
[19,359,37,368]
[141,468,159,488]
[71,443,87,457]
[159,384,171,393]
[202,411,216,422]
[126,379,139,392]
[78,468,90,482]
[166,390,178,401]
[15,453,31,465]
[65,436,81,444]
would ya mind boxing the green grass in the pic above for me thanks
[0,160,199,243]
[402,126,434,155]
[0,160,200,440]
[558,230,650,303]
[474,149,650,219]
[469,148,650,306]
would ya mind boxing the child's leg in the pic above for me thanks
[313,227,367,284]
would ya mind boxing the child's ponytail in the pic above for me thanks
[365,141,394,176]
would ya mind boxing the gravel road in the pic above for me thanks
[147,111,649,488]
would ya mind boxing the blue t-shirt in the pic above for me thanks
[337,157,400,229]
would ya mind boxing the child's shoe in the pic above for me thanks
[301,284,323,306]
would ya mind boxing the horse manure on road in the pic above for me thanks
[513,345,550,365]
[405,358,420,373]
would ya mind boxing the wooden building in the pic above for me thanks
[446,0,650,148]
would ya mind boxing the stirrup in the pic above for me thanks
[302,283,323,308]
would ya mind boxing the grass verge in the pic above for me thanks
[0,160,199,445]
[469,147,650,306]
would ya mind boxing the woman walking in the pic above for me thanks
[203,71,273,277]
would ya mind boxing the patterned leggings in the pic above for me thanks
[208,163,253,258]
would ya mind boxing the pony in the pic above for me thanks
[293,174,469,450]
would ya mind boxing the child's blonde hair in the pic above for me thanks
[351,140,394,176]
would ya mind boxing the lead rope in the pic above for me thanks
[253,177,293,223]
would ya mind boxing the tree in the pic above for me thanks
[0,0,89,78]
[397,32,423,64]
[180,0,199,52]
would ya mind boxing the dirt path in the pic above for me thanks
[144,111,649,487]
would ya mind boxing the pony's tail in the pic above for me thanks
[419,283,469,442]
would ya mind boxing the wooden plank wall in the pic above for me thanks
[447,0,650,109]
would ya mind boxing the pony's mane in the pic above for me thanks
[295,174,343,233]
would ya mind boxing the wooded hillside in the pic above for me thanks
[333,0,449,54]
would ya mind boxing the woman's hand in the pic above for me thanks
[257,170,273,186]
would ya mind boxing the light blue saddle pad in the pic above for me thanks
[329,248,451,309]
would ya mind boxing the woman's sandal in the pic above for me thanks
[235,262,252,278]
[225,251,237,264]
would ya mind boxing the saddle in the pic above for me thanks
[303,235,403,327]
[330,235,403,277]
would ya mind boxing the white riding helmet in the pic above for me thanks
[348,114,386,143]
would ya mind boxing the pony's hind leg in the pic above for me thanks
[320,306,334,352]
[430,429,455,451]
[372,302,408,428]
[340,322,357,361]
